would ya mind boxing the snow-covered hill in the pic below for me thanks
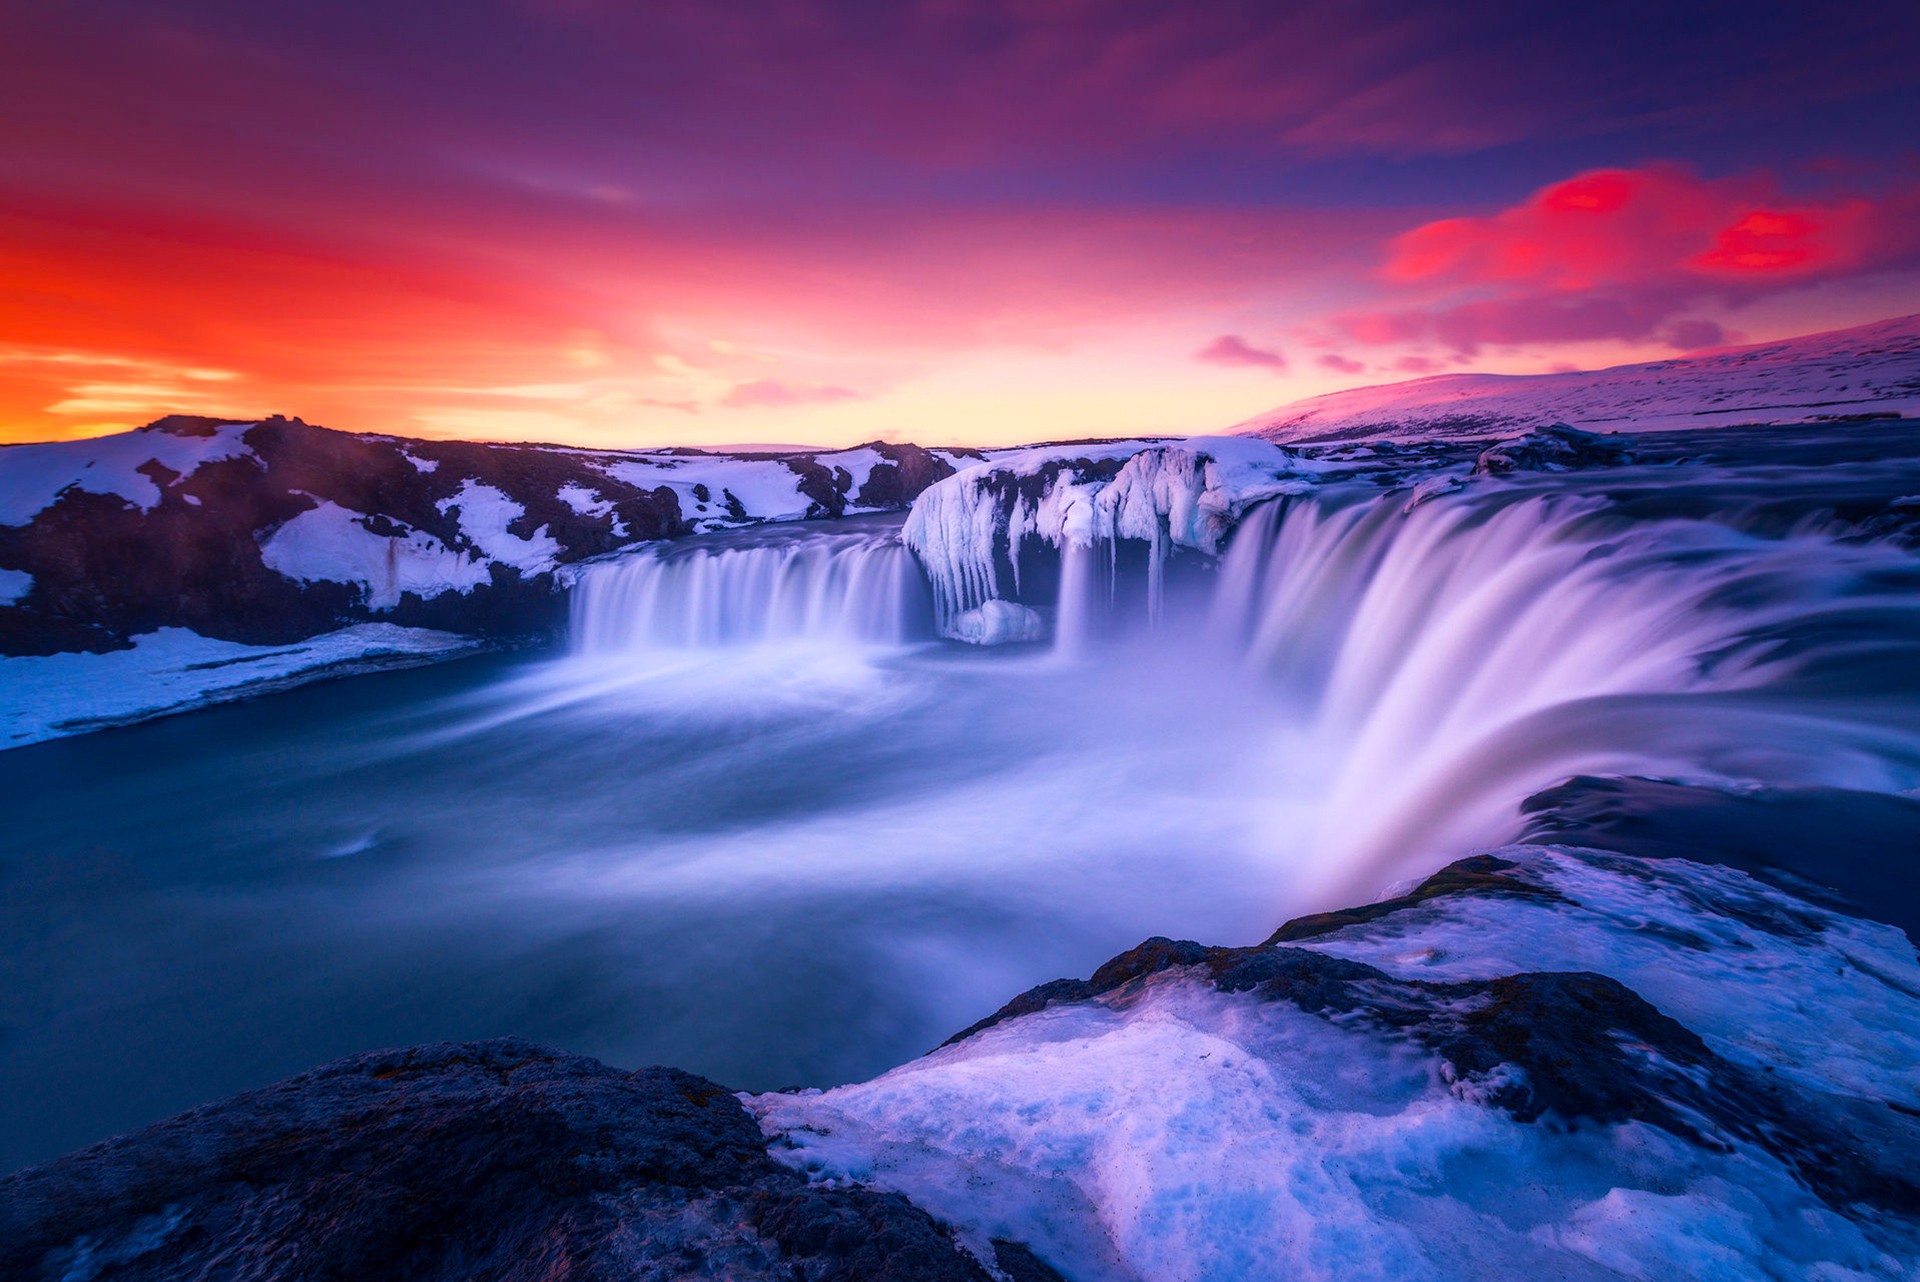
[0,415,967,743]
[1239,313,1920,444]
[0,415,966,656]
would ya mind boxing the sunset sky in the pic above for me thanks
[5,1,1918,448]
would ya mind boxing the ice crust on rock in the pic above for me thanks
[1302,845,1920,1108]
[753,846,1920,1282]
[903,436,1318,638]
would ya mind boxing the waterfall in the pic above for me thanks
[1202,486,1920,899]
[900,454,1920,902]
[564,458,1920,905]
[570,522,931,653]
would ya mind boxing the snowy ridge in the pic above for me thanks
[0,417,964,614]
[601,442,972,532]
[1238,312,1920,445]
[754,845,1920,1281]
[0,418,258,526]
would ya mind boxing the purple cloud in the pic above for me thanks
[1660,318,1731,351]
[722,379,862,409]
[1197,334,1287,370]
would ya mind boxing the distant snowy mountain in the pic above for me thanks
[1239,313,1920,444]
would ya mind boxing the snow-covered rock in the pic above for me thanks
[257,500,496,610]
[0,417,258,525]
[1471,423,1634,475]
[948,599,1046,646]
[1239,313,1920,445]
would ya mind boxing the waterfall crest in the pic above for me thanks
[570,522,929,652]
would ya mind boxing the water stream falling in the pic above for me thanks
[1198,484,1920,895]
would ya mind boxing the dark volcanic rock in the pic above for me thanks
[777,445,960,520]
[1472,423,1634,475]
[1266,853,1566,943]
[854,444,971,510]
[0,1037,1052,1282]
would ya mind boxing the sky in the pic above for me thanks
[3,0,1919,449]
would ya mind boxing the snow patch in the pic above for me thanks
[815,445,885,497]
[259,501,492,608]
[603,454,817,527]
[436,480,562,573]
[0,567,31,605]
[555,482,614,519]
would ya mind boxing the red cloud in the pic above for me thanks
[721,379,861,410]
[1383,165,1881,290]
[1196,335,1287,370]
[1317,353,1366,375]
[1346,165,1920,353]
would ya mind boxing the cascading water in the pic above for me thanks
[570,518,931,652]
[557,438,1920,910]
[1199,485,1920,899]
[903,444,1920,906]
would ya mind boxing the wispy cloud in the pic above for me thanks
[722,379,862,410]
